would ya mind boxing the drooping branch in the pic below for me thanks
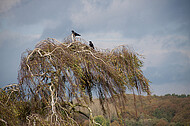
[1,83,20,105]
[17,35,150,124]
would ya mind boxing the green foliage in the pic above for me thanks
[153,108,170,121]
[165,93,189,98]
[94,115,110,126]
[178,94,186,98]
[165,94,171,96]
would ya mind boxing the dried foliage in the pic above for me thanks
[1,35,150,125]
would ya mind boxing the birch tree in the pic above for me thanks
[18,35,150,125]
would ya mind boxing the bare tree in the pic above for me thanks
[17,35,150,125]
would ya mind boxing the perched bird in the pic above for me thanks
[71,30,81,37]
[89,41,94,49]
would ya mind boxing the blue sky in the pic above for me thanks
[0,0,190,95]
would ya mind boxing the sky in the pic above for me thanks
[0,0,190,95]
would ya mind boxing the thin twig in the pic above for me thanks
[0,118,7,126]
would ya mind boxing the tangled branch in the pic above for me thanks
[17,35,150,125]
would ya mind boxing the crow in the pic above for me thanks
[71,30,81,37]
[89,41,94,49]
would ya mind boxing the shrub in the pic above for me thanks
[94,115,110,126]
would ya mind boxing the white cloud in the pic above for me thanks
[0,0,21,13]
[132,35,190,67]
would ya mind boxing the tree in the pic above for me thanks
[17,35,150,125]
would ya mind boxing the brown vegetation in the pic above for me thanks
[87,94,190,126]
[0,35,150,125]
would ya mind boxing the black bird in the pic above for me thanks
[71,30,81,36]
[89,41,94,49]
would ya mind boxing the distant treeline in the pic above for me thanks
[79,94,190,126]
[164,93,190,98]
